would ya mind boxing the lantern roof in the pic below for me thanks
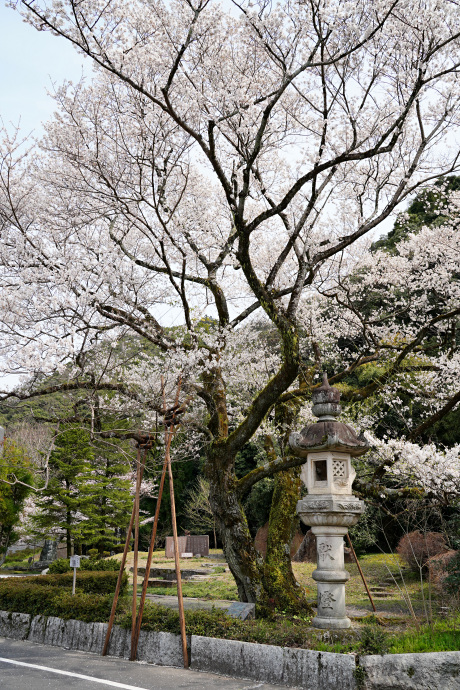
[289,373,370,457]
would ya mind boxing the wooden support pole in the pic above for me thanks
[162,375,188,668]
[130,450,169,660]
[130,376,183,662]
[346,533,377,613]
[167,438,188,668]
[130,445,143,654]
[102,453,146,656]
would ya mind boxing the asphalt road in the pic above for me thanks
[0,637,288,690]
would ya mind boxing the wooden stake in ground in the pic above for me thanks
[131,379,182,661]
[346,533,377,613]
[163,376,188,668]
[130,444,143,654]
[167,431,189,668]
[130,452,169,660]
[102,447,146,657]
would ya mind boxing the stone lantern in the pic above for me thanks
[289,373,369,629]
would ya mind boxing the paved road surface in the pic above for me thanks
[0,637,289,690]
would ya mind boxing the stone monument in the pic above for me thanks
[289,373,369,629]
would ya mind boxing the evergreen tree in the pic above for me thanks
[74,431,133,555]
[33,426,93,557]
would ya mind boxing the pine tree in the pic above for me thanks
[74,429,133,555]
[33,426,93,557]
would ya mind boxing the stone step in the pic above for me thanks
[132,567,213,580]
[147,579,177,588]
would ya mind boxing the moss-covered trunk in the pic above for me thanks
[261,388,312,614]
[201,364,264,603]
[207,461,263,602]
[263,465,310,613]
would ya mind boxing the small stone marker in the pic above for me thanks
[226,602,256,620]
[181,552,193,558]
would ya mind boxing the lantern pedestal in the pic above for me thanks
[297,496,364,629]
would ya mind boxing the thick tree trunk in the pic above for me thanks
[202,366,264,602]
[263,466,311,613]
[207,461,263,602]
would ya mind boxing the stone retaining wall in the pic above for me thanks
[0,610,459,689]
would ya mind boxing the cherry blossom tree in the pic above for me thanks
[1,0,460,607]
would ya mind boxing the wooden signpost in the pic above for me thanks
[70,554,80,595]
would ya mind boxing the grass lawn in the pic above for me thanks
[116,548,460,651]
[121,550,441,617]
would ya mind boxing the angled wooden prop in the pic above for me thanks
[346,533,377,613]
[163,379,189,668]
[102,445,147,656]
[130,376,183,661]
[130,443,143,654]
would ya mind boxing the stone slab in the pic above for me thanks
[136,629,190,667]
[226,602,255,620]
[0,611,186,669]
[135,567,212,580]
[360,651,460,690]
[190,635,357,689]
[148,579,177,587]
[27,614,47,644]
[165,536,188,558]
[165,535,209,558]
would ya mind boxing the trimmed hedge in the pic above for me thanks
[0,580,129,621]
[49,558,121,574]
[11,570,127,595]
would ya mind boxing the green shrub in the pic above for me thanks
[0,570,127,595]
[0,579,128,621]
[88,549,99,560]
[118,604,317,649]
[49,557,121,574]
[359,625,390,655]
[48,558,71,574]
[114,544,126,554]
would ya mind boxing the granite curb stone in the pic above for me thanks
[1,610,460,689]
[360,651,460,690]
[190,635,357,689]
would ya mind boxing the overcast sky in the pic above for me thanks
[0,4,88,391]
[0,3,87,137]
